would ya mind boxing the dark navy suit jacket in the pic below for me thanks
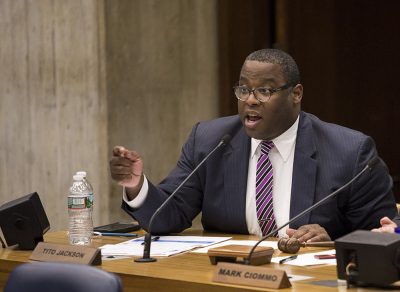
[122,111,397,239]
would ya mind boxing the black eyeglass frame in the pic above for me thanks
[233,83,293,103]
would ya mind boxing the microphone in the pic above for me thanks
[244,156,380,265]
[135,134,232,263]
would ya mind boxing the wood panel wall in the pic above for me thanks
[276,0,400,200]
[218,0,400,200]
[217,0,274,116]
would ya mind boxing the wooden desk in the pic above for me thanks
[0,230,392,291]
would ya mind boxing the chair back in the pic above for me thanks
[4,262,123,292]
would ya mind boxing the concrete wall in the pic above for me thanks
[105,0,219,223]
[0,0,218,231]
[0,0,109,231]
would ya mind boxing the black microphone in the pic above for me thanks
[135,134,232,263]
[245,156,380,265]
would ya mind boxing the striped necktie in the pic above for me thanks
[256,141,278,237]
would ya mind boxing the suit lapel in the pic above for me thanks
[223,128,250,233]
[290,112,317,227]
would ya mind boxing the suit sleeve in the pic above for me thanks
[121,123,204,234]
[342,136,397,231]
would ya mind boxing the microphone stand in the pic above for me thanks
[245,157,378,265]
[135,135,231,263]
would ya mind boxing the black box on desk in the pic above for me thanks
[335,230,400,287]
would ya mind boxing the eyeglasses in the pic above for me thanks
[233,83,293,103]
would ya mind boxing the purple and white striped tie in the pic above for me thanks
[256,141,278,237]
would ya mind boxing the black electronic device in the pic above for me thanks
[335,230,400,287]
[94,222,140,233]
[0,192,50,250]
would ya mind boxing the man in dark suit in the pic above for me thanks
[110,49,397,241]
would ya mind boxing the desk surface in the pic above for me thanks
[0,230,394,291]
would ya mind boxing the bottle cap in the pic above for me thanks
[76,171,87,177]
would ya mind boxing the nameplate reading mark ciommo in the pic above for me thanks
[213,262,291,289]
[30,242,101,265]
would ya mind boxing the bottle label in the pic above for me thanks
[89,192,94,206]
[68,196,92,209]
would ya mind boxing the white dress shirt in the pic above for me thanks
[246,116,299,237]
[124,116,299,238]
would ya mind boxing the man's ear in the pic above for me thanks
[292,84,303,104]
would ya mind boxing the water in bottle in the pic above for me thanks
[68,174,93,245]
[75,171,94,240]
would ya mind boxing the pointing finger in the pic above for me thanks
[113,146,127,157]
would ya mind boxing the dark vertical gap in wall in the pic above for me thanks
[269,0,277,47]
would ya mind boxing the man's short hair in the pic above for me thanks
[245,49,301,85]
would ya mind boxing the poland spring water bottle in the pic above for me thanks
[76,171,94,238]
[68,174,93,245]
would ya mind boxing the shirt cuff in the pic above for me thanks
[122,175,149,209]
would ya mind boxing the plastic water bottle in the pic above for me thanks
[76,171,94,207]
[68,174,93,245]
[76,171,94,239]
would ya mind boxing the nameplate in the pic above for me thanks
[208,244,274,265]
[30,242,101,265]
[212,262,291,289]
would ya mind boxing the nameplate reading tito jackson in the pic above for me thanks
[30,242,101,265]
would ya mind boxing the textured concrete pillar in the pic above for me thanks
[0,0,109,230]
[105,0,218,224]
[0,0,218,230]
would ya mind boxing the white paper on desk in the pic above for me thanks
[100,236,231,257]
[271,249,336,266]
[191,239,278,254]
